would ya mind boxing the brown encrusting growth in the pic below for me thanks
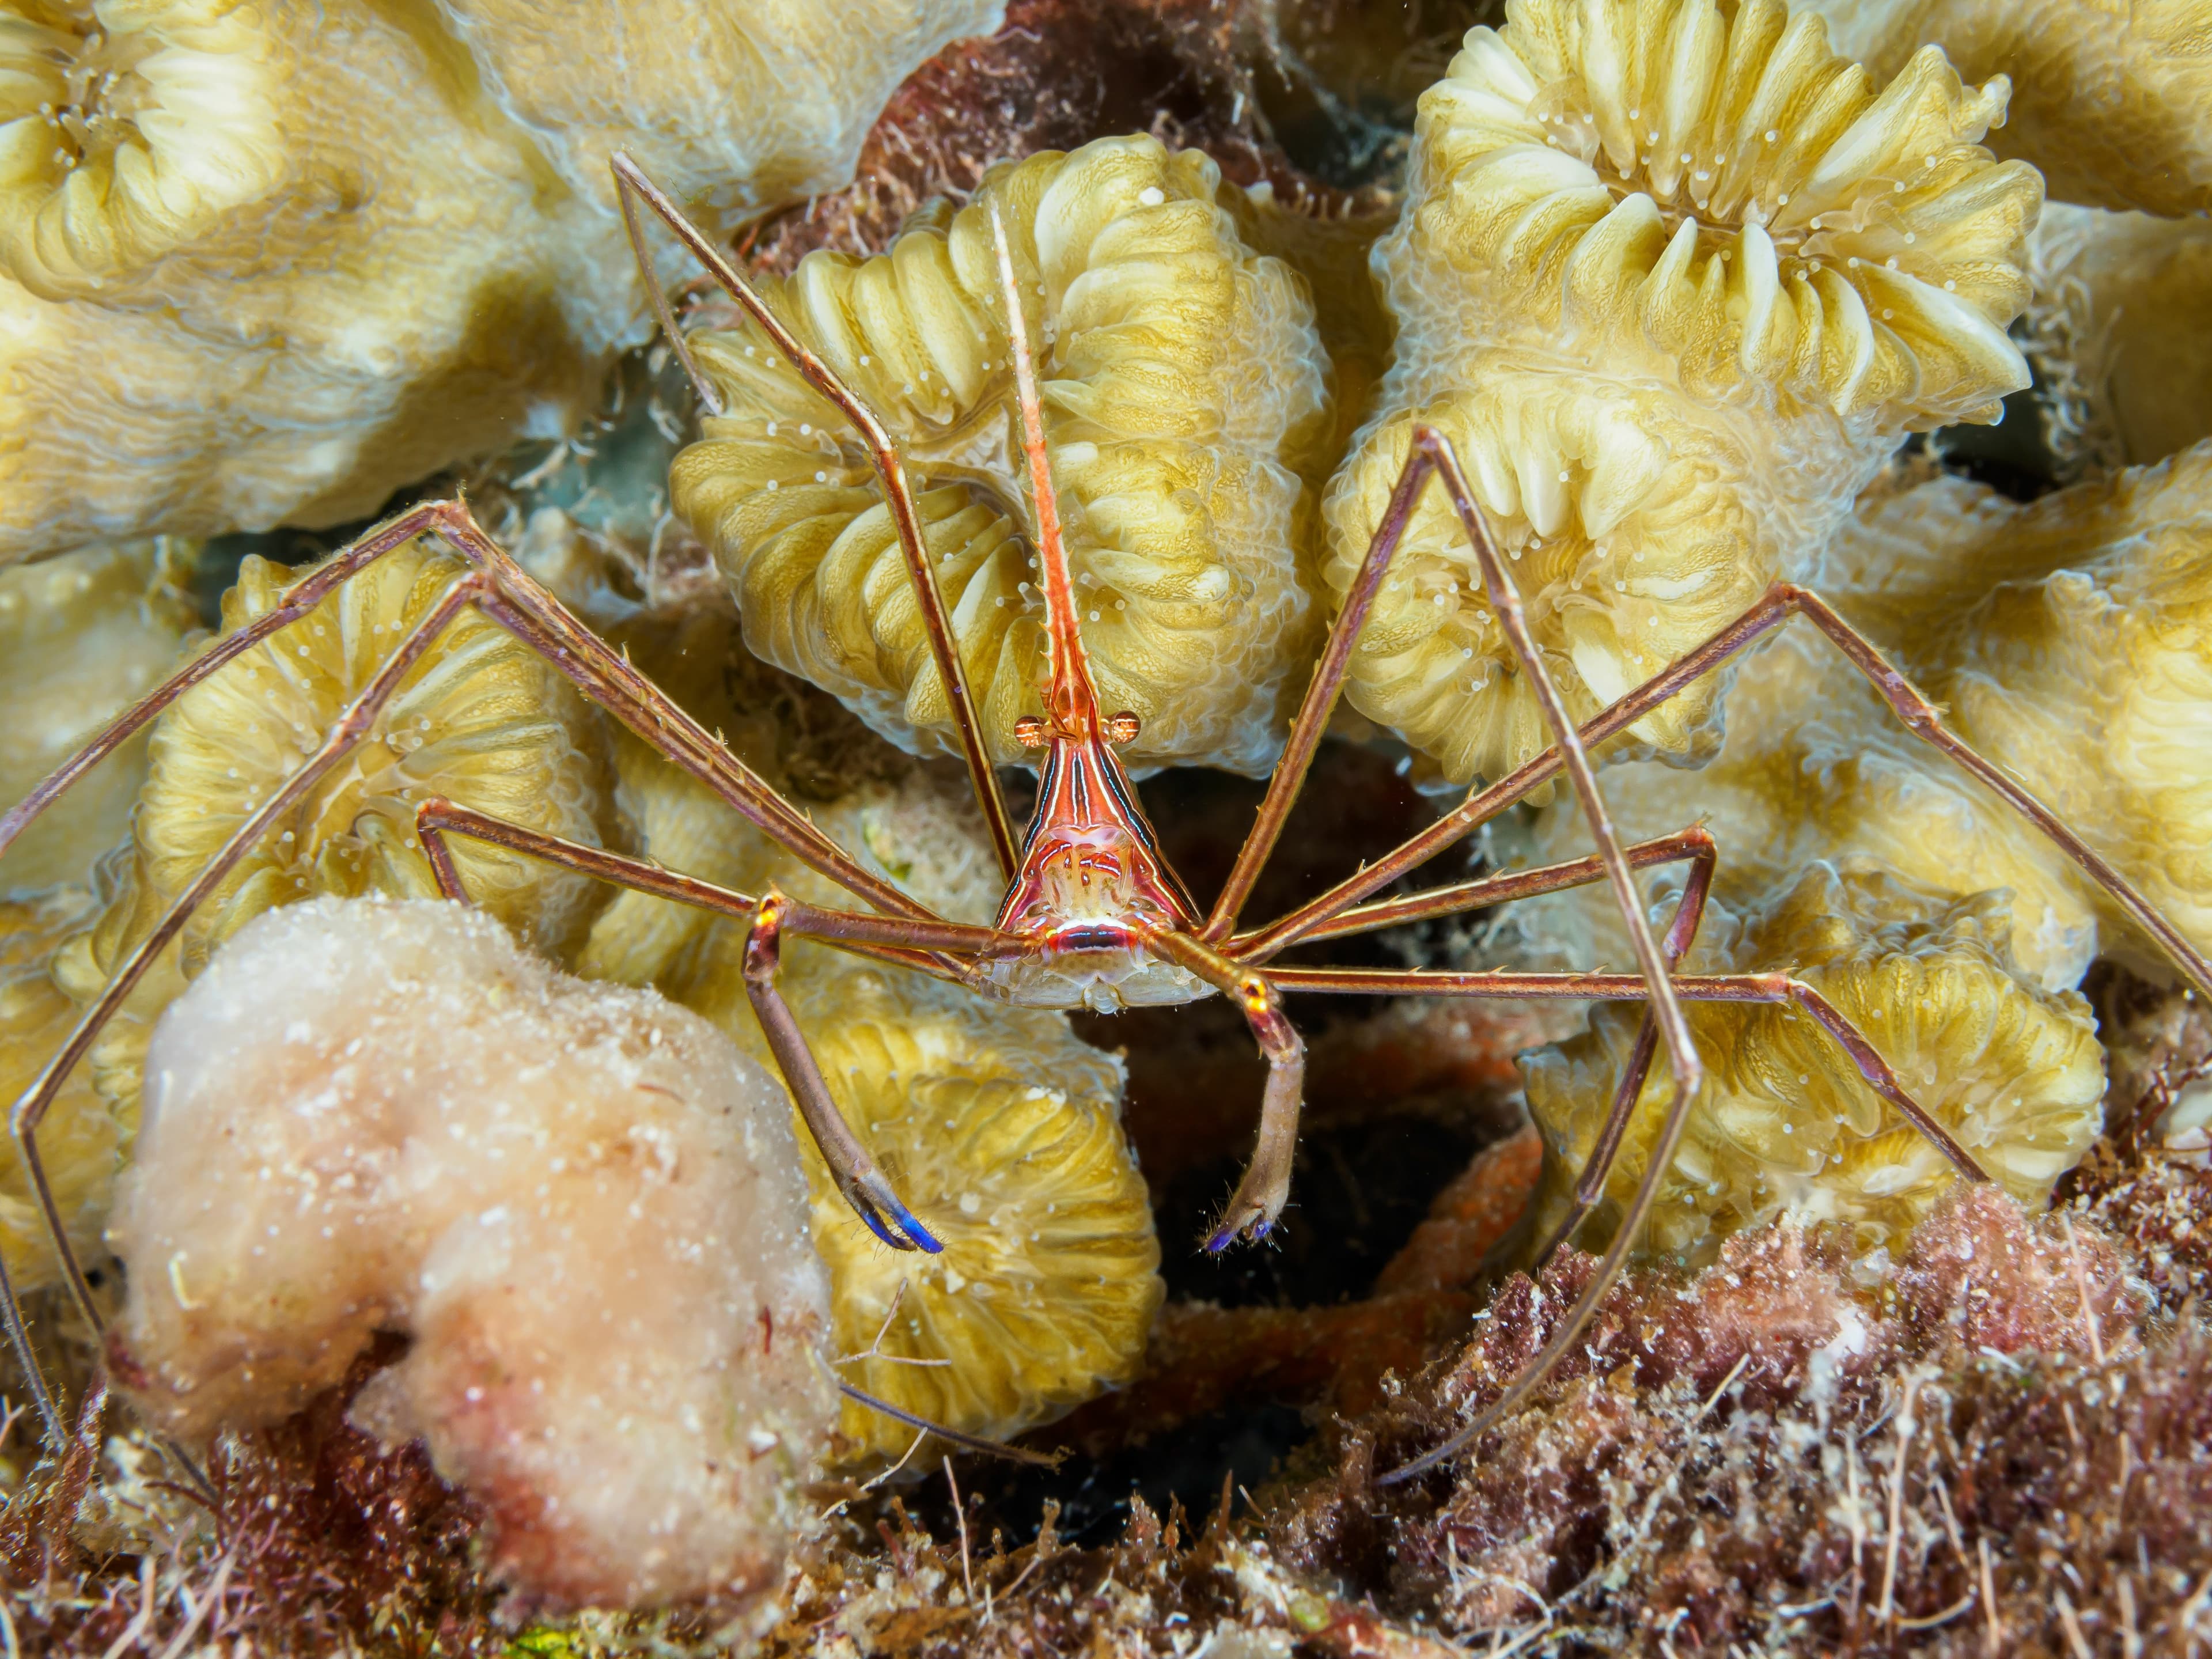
[1047,1128,1541,1454]
[739,0,1423,279]
[1260,1181,2212,1654]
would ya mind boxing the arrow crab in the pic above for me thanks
[2,125,2207,1498]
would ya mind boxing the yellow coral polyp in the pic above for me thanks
[671,133,1335,775]
[782,970,1157,1460]
[135,541,616,965]
[1804,0,2212,217]
[1522,866,2105,1261]
[1325,0,2040,787]
[2024,204,2212,479]
[1827,445,2212,983]
[656,873,1160,1463]
[51,537,618,1115]
[0,1,283,300]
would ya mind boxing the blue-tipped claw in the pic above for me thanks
[857,1203,908,1251]
[847,1177,943,1253]
[880,1192,944,1255]
[1204,1212,1273,1254]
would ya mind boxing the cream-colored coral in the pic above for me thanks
[671,134,1335,776]
[2022,203,2212,480]
[109,897,835,1610]
[1522,865,2105,1262]
[0,885,123,1292]
[0,538,195,892]
[1801,0,2212,216]
[1222,188,1399,461]
[0,0,588,559]
[574,622,1161,1460]
[50,537,619,1117]
[0,0,1002,563]
[1325,0,2040,787]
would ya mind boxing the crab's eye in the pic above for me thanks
[1014,714,1051,748]
[1105,710,1141,744]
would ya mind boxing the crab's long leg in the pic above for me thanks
[609,153,1020,880]
[1267,827,1718,949]
[1528,838,1717,1270]
[741,888,1009,1254]
[1238,582,2212,1001]
[0,500,930,927]
[414,797,979,983]
[415,806,1003,1249]
[1202,430,1438,943]
[9,576,484,1419]
[1260,961,1990,1485]
[1223,428,1705,1137]
[1257,827,1724,1271]
[1139,928,1306,1251]
[1270,966,1987,1180]
[1414,425,1706,1356]
[0,506,445,863]
[1783,588,2212,999]
[433,504,934,922]
[1231,594,1796,962]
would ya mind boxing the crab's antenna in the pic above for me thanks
[988,203,1105,740]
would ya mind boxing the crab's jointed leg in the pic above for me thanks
[611,153,1020,880]
[0,497,964,1446]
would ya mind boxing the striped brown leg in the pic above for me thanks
[738,889,1005,1252]
[1234,582,2212,1001]
[1255,961,1992,1484]
[609,153,1020,881]
[413,801,1003,1253]
[1198,427,1705,1262]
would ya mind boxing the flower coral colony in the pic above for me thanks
[1325,0,2039,787]
[671,133,1337,777]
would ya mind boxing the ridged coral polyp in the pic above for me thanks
[1325,0,2042,788]
[672,133,1335,777]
